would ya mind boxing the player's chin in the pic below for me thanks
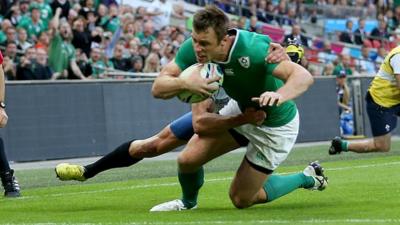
[196,56,207,64]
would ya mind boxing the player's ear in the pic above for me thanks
[220,35,229,46]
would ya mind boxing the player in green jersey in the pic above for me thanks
[150,5,328,211]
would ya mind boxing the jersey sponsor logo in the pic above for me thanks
[238,56,250,68]
[224,68,234,76]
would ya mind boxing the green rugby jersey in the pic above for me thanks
[175,29,297,127]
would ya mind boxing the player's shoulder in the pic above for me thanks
[235,29,271,51]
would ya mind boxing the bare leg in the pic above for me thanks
[130,125,187,158]
[229,159,268,208]
[348,133,391,153]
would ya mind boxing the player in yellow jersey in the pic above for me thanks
[329,46,400,154]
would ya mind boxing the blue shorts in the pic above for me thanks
[366,92,400,137]
[170,112,249,146]
[170,112,194,141]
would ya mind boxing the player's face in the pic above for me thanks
[192,27,223,63]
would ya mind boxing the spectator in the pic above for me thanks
[86,9,98,32]
[2,56,15,80]
[7,4,22,26]
[79,0,96,19]
[72,48,92,78]
[339,19,354,44]
[136,21,155,47]
[3,42,19,66]
[48,8,86,79]
[160,43,177,67]
[336,71,354,135]
[284,24,309,47]
[99,4,120,33]
[67,8,79,25]
[35,0,53,27]
[129,55,143,73]
[3,27,16,46]
[35,31,50,50]
[110,43,130,71]
[18,0,30,17]
[88,47,114,79]
[280,8,298,26]
[96,4,108,21]
[256,0,269,23]
[248,16,261,33]
[16,28,32,52]
[322,63,335,76]
[142,52,160,73]
[128,38,140,58]
[50,0,71,19]
[17,3,46,42]
[368,19,390,48]
[147,0,173,31]
[0,19,12,45]
[317,40,338,64]
[355,46,376,75]
[71,17,92,57]
[374,46,386,64]
[16,47,37,80]
[336,71,352,114]
[34,48,55,79]
[138,44,150,61]
[353,18,368,45]
[333,53,354,77]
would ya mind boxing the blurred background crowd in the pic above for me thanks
[0,0,399,81]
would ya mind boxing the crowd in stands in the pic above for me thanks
[0,0,189,80]
[0,0,400,80]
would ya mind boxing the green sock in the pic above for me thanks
[263,173,314,202]
[342,140,349,152]
[178,167,204,208]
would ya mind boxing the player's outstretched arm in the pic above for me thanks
[192,100,266,136]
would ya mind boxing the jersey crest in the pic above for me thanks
[238,56,250,68]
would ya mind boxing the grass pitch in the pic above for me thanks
[1,141,400,225]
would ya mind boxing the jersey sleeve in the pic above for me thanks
[174,38,197,71]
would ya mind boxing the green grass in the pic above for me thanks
[1,141,400,225]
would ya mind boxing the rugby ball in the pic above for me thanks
[177,63,224,103]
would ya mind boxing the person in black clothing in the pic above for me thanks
[50,0,71,19]
[284,24,309,47]
[71,17,92,57]
[0,50,20,197]
[16,47,54,80]
[354,18,367,45]
[110,43,131,71]
[339,20,354,44]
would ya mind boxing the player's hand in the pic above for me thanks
[242,107,266,126]
[252,92,284,107]
[265,43,290,64]
[182,64,220,97]
[0,108,8,128]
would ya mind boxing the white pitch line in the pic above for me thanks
[3,219,400,225]
[2,160,400,201]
